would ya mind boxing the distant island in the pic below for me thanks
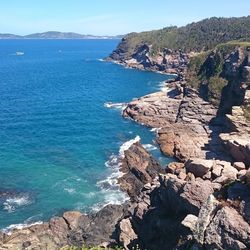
[0,31,124,39]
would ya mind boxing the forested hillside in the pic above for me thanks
[109,16,250,59]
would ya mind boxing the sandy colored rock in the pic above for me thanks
[185,158,214,177]
[233,162,246,171]
[212,163,223,178]
[181,214,198,233]
[123,87,229,162]
[63,211,82,230]
[118,218,138,249]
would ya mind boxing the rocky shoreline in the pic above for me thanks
[1,43,250,249]
[1,76,250,250]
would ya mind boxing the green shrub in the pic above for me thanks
[207,76,228,106]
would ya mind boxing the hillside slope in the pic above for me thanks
[109,16,250,61]
[187,41,250,116]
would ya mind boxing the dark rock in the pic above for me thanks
[68,204,125,248]
[118,142,163,200]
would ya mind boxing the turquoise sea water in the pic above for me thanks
[0,40,172,229]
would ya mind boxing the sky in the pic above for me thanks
[0,0,250,35]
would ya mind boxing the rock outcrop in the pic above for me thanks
[118,141,164,200]
[108,42,189,75]
[123,84,231,162]
[218,105,250,167]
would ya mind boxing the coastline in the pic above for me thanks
[0,61,169,229]
[1,47,250,249]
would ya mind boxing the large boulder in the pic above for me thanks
[205,206,250,249]
[159,176,214,215]
[118,218,138,249]
[68,204,125,248]
[118,142,163,200]
[185,158,213,177]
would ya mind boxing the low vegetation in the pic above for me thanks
[187,41,250,106]
[120,16,250,56]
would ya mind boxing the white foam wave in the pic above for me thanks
[150,127,162,132]
[158,81,170,92]
[3,194,32,213]
[91,189,129,212]
[64,188,76,194]
[82,192,96,198]
[104,102,127,111]
[97,154,121,190]
[119,136,140,158]
[143,144,157,151]
[98,58,104,62]
[96,136,140,209]
[2,221,43,235]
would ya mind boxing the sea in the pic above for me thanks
[0,39,173,229]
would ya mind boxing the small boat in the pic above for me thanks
[15,51,24,56]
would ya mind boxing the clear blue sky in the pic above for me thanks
[1,0,249,35]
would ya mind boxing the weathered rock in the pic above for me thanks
[178,171,187,180]
[68,204,125,248]
[194,194,219,245]
[212,163,223,178]
[49,217,69,245]
[234,162,246,171]
[204,206,250,249]
[118,141,163,200]
[185,158,213,177]
[222,164,238,180]
[220,132,250,166]
[159,176,214,216]
[166,162,185,174]
[0,223,59,250]
[213,162,238,185]
[63,211,82,230]
[238,169,247,180]
[180,180,214,215]
[123,91,181,128]
[181,214,198,233]
[118,218,138,249]
[108,42,189,74]
[123,86,230,162]
[186,172,196,182]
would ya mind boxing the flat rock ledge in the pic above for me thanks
[123,83,249,166]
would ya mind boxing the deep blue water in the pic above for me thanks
[0,39,172,229]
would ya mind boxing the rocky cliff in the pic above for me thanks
[107,16,250,75]
[187,42,250,116]
[1,138,249,250]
